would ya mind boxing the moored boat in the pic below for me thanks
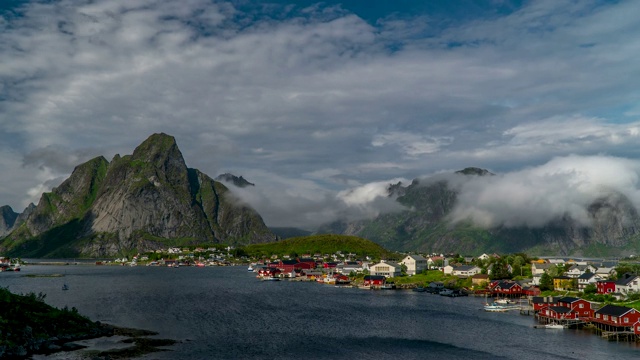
[484,303,508,312]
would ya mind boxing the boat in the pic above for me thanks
[494,298,514,305]
[544,323,565,329]
[412,286,426,292]
[262,276,281,281]
[484,303,508,312]
[247,265,254,271]
[62,284,69,291]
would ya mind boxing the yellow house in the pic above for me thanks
[553,276,574,291]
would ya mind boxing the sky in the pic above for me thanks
[2,0,640,230]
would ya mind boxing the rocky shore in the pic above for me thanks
[0,288,176,359]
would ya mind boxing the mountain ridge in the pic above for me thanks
[0,133,275,258]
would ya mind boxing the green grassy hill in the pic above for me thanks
[243,234,396,260]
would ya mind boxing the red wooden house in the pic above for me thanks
[323,262,338,269]
[491,281,523,297]
[592,304,640,330]
[539,306,578,321]
[297,258,316,269]
[522,286,541,296]
[531,296,561,311]
[596,280,616,295]
[557,297,593,318]
[363,275,386,287]
[276,260,298,273]
[634,321,640,335]
[294,262,315,270]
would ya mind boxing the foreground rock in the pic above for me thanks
[0,288,175,359]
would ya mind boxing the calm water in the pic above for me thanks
[2,265,640,360]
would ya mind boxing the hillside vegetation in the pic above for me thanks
[243,234,396,260]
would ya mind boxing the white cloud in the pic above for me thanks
[2,0,640,228]
[449,155,640,228]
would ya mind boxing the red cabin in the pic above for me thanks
[363,275,386,286]
[540,306,577,321]
[557,297,593,318]
[592,305,640,329]
[596,280,616,295]
[531,296,561,311]
[491,281,523,297]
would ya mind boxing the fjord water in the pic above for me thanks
[2,266,639,360]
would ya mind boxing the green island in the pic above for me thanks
[0,287,177,359]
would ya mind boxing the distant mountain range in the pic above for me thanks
[3,134,639,258]
[0,133,275,258]
[319,168,640,257]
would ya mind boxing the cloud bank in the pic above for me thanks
[449,155,640,228]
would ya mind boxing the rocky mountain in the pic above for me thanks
[0,133,274,258]
[215,173,255,188]
[320,168,640,256]
[0,206,18,237]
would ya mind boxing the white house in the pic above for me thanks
[595,267,617,280]
[615,274,640,296]
[370,260,402,278]
[577,272,601,291]
[448,265,481,278]
[399,254,427,275]
[478,253,491,261]
[531,263,554,276]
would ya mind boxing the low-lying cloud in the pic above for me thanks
[449,155,640,228]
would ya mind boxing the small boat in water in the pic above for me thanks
[62,284,69,291]
[412,286,426,292]
[483,303,508,312]
[544,323,565,329]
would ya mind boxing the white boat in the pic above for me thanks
[262,276,281,281]
[545,324,565,329]
[247,265,254,271]
[494,298,514,305]
[484,303,508,312]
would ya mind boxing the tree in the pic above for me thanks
[583,283,597,295]
[539,273,553,291]
[401,264,408,276]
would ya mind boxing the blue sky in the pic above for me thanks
[2,0,640,229]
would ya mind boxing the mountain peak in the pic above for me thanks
[455,167,494,176]
[216,173,255,188]
[131,133,187,175]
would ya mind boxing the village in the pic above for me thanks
[4,248,640,343]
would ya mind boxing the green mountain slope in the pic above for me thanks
[0,133,274,258]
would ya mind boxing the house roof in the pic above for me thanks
[454,265,479,271]
[578,272,596,280]
[494,280,520,289]
[533,263,554,269]
[595,304,636,317]
[615,274,639,286]
[549,306,572,314]
[531,296,561,304]
[405,254,427,261]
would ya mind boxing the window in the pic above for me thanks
[579,304,584,308]
[624,318,629,323]
[604,315,608,320]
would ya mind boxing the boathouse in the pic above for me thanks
[531,296,561,312]
[363,275,386,287]
[556,297,593,318]
[592,304,640,331]
[491,280,523,297]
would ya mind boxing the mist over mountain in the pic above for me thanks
[320,160,640,256]
[0,133,274,258]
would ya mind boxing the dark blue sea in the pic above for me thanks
[2,265,639,359]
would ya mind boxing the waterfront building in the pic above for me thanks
[399,254,427,275]
[370,260,402,278]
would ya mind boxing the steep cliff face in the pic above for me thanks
[0,206,18,237]
[0,133,274,257]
